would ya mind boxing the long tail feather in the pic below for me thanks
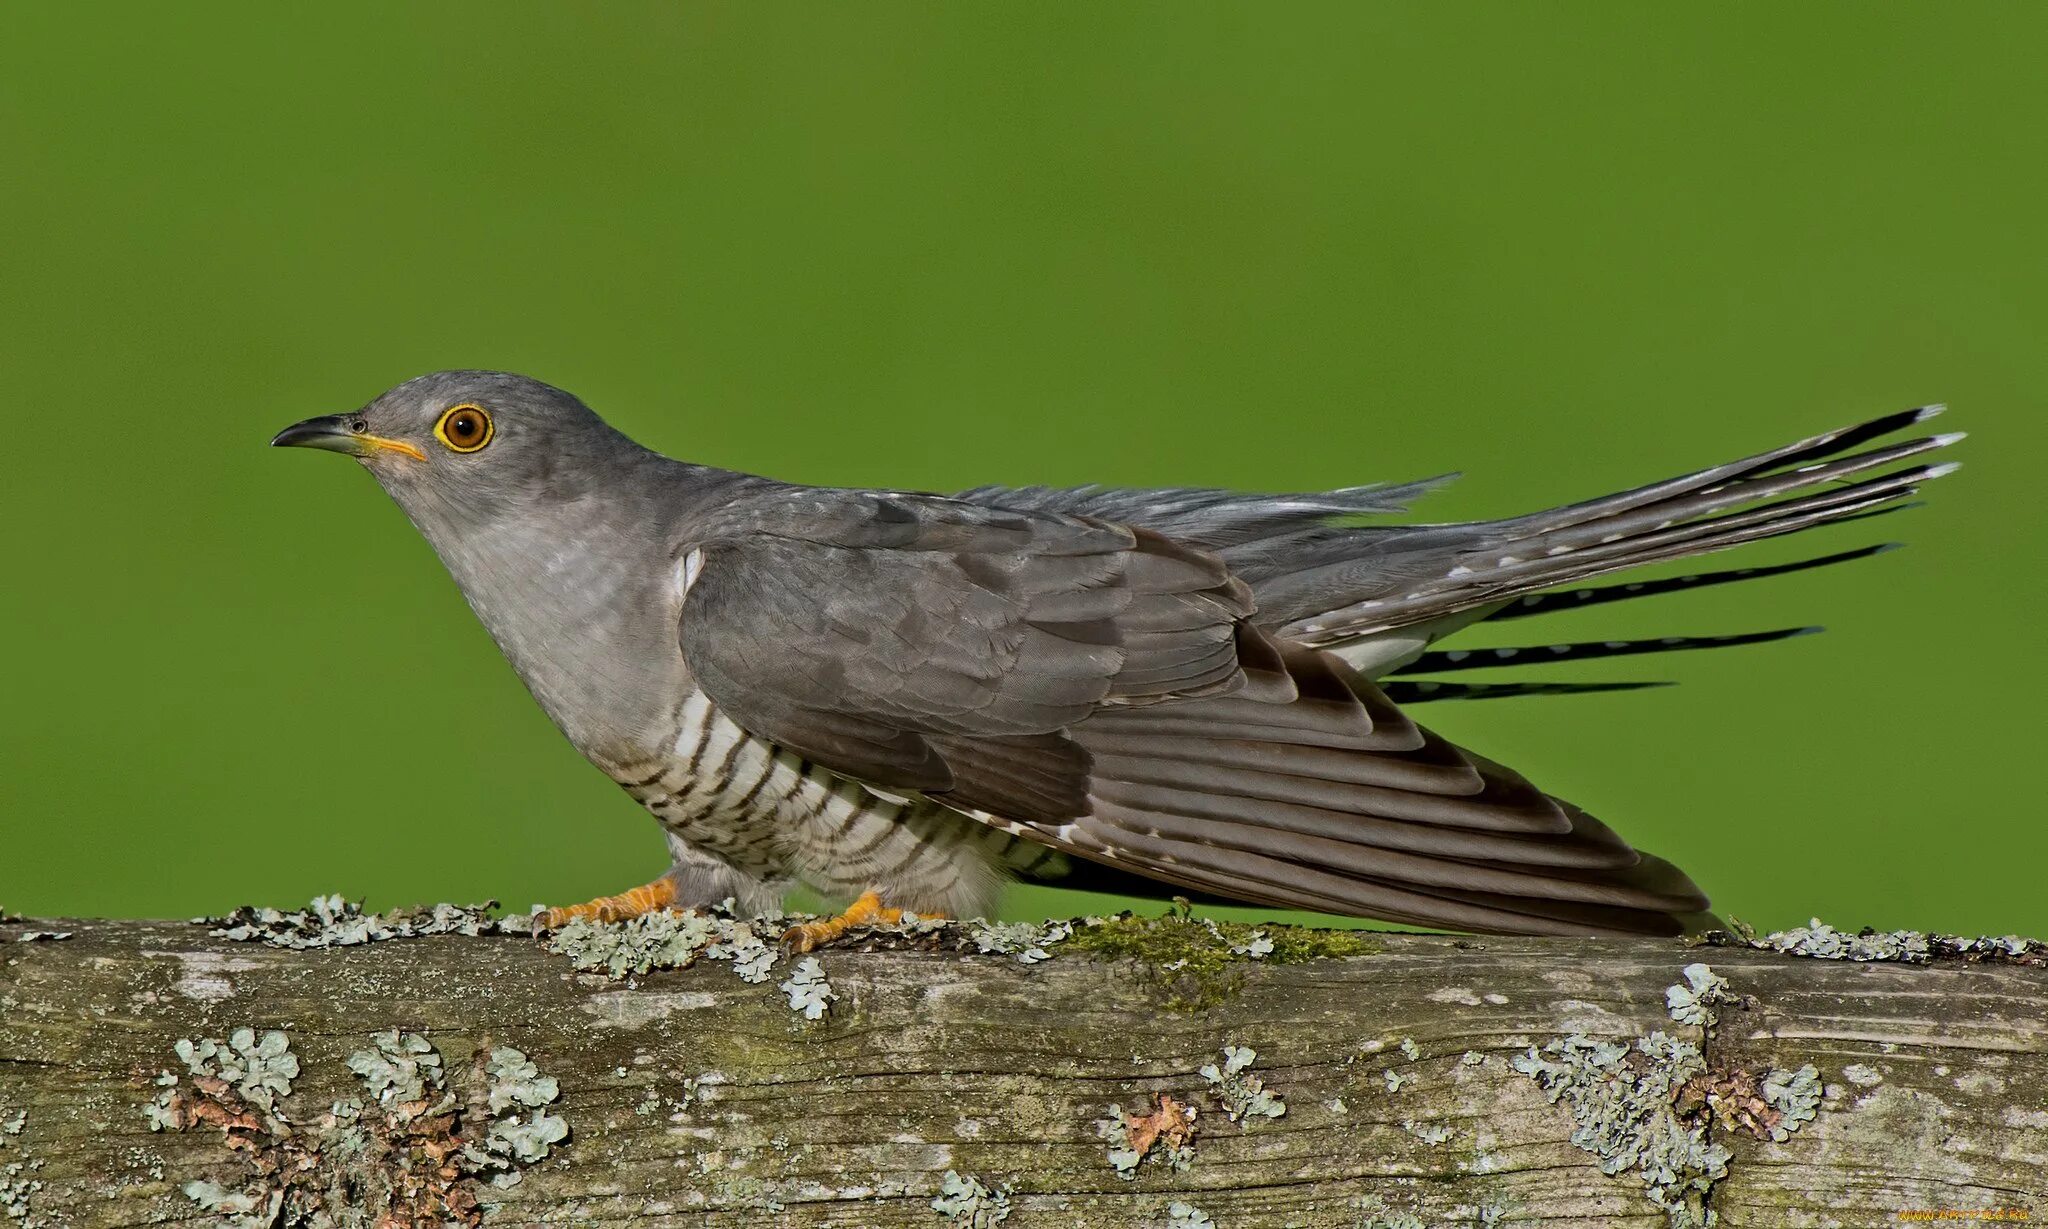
[1499,434,1952,560]
[1488,543,1896,621]
[1390,626,1819,675]
[1283,417,1960,644]
[1492,404,1945,536]
[1384,680,1671,703]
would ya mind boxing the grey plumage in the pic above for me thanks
[957,476,1457,549]
[274,371,1962,937]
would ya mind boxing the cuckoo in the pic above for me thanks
[273,372,1959,947]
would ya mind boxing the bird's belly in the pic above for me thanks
[608,690,1032,914]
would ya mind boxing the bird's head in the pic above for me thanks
[272,370,643,527]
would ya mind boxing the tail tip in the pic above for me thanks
[1924,460,1963,480]
[1930,431,1968,447]
[1913,403,1949,421]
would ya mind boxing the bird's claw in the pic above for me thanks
[536,875,680,931]
[781,889,907,953]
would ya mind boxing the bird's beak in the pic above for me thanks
[270,415,426,461]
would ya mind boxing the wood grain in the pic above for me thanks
[0,919,2041,1227]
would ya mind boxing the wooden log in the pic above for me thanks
[0,910,2042,1227]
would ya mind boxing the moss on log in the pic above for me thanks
[0,910,2043,1227]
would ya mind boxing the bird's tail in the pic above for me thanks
[1381,679,1671,704]
[1267,406,1959,661]
[1477,540,1900,624]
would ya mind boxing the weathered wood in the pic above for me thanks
[0,914,2043,1227]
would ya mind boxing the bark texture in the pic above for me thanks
[0,916,2043,1227]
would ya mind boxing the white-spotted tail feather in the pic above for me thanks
[1280,408,1960,647]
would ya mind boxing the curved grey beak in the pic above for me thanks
[271,415,424,461]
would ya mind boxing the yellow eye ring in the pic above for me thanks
[434,404,494,453]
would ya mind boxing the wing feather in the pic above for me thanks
[679,484,1710,936]
[681,488,1256,822]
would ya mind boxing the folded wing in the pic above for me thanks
[680,487,1709,936]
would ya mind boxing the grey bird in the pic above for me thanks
[273,371,1960,944]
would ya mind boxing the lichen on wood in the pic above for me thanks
[0,908,2043,1226]
[1709,917,2048,966]
[137,1020,569,1225]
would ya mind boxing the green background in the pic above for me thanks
[1,4,2040,934]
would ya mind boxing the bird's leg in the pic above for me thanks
[783,889,944,952]
[538,874,680,930]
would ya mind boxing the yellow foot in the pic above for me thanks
[538,876,678,930]
[783,890,939,953]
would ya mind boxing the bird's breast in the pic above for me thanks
[433,518,693,758]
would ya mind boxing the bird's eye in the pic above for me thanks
[435,404,494,453]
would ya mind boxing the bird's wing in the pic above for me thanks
[679,488,1276,824]
[681,487,1710,936]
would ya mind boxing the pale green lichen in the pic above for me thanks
[484,1111,570,1167]
[0,1160,44,1226]
[1761,1063,1822,1140]
[143,1071,180,1131]
[1227,927,1274,958]
[970,918,1073,963]
[1382,1068,1410,1093]
[1102,1135,1142,1178]
[779,956,836,1019]
[1665,963,1733,1028]
[548,909,721,977]
[0,1108,42,1229]
[175,1028,300,1114]
[1402,1118,1455,1145]
[151,1027,571,1220]
[206,894,519,948]
[151,1035,317,1223]
[708,922,780,983]
[1762,918,1930,961]
[345,1030,444,1107]
[1720,917,2045,965]
[474,1045,570,1170]
[484,1046,560,1114]
[1166,1200,1215,1229]
[545,907,790,986]
[1512,1030,1728,1228]
[1200,1044,1287,1124]
[931,1169,1012,1227]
